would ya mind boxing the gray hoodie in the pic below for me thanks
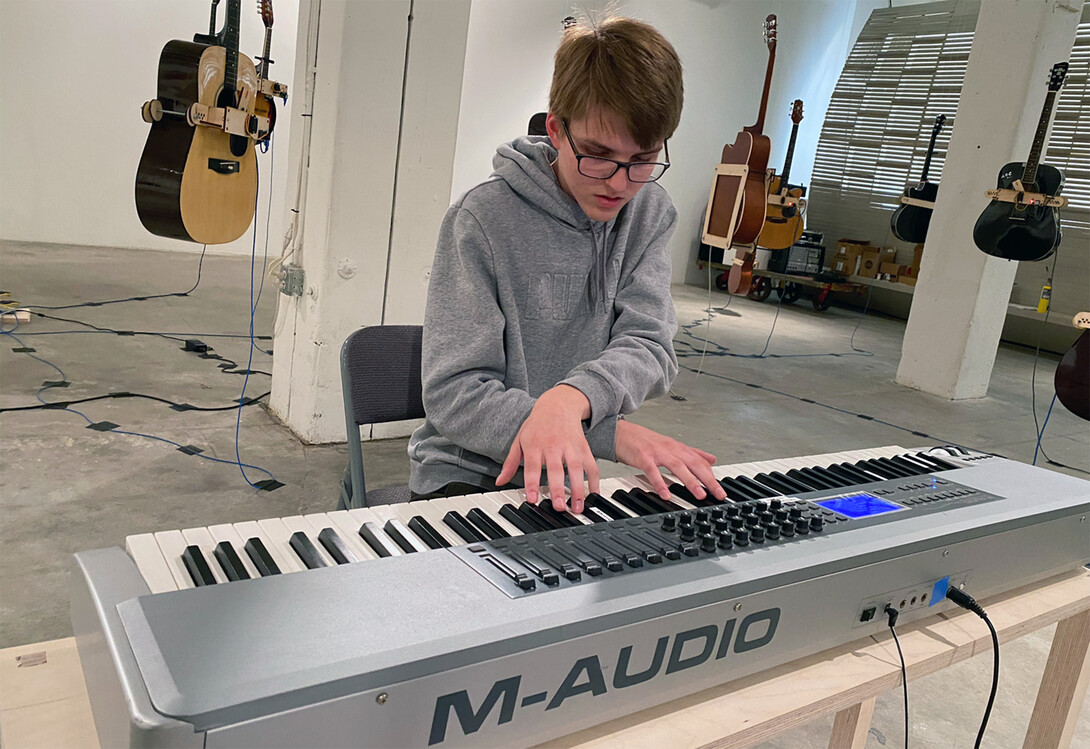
[408,136,679,494]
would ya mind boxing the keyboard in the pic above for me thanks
[71,445,1090,748]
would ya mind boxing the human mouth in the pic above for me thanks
[595,195,624,209]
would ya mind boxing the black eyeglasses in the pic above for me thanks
[562,120,670,183]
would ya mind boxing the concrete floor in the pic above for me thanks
[1,241,1087,747]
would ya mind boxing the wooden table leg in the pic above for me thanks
[1023,607,1090,749]
[828,696,876,749]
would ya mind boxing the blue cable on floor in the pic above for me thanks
[1033,394,1057,466]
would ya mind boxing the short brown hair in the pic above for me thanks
[549,15,684,150]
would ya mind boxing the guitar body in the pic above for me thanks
[890,180,938,244]
[1054,330,1089,421]
[759,175,805,250]
[727,253,755,295]
[136,42,258,244]
[722,131,772,244]
[972,162,1063,262]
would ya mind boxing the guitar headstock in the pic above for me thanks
[259,0,274,28]
[1074,311,1090,330]
[1048,61,1069,91]
[764,15,777,51]
[790,99,803,124]
[932,114,946,135]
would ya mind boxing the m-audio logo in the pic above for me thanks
[429,607,780,745]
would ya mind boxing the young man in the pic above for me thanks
[408,15,726,513]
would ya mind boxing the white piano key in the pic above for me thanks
[206,525,261,580]
[125,533,179,593]
[324,510,381,561]
[302,512,375,563]
[236,519,303,573]
[471,492,532,537]
[345,508,408,556]
[153,530,196,589]
[181,528,230,584]
[281,515,340,566]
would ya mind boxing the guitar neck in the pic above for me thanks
[222,0,241,95]
[258,27,273,80]
[746,47,776,135]
[780,122,799,185]
[920,126,941,182]
[1023,89,1059,186]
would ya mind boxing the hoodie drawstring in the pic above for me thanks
[589,224,610,312]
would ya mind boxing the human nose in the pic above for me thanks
[606,166,630,191]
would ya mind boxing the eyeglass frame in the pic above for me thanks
[561,119,671,183]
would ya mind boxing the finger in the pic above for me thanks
[567,458,586,514]
[545,455,568,513]
[693,448,717,464]
[584,452,600,502]
[497,442,523,487]
[523,451,542,504]
[640,461,672,499]
[693,462,727,500]
[663,459,704,501]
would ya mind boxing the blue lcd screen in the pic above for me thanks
[814,493,904,519]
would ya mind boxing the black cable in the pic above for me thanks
[25,244,207,310]
[884,606,910,749]
[27,311,273,343]
[0,391,270,414]
[945,587,1000,749]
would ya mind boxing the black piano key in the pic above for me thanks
[857,459,905,480]
[875,457,917,477]
[718,477,759,502]
[896,453,942,473]
[535,502,581,528]
[630,487,684,513]
[826,462,878,484]
[911,452,961,472]
[585,493,629,520]
[443,510,489,543]
[213,541,251,581]
[384,519,430,553]
[580,505,614,523]
[408,516,452,549]
[767,470,816,494]
[244,537,281,576]
[182,545,217,586]
[799,465,854,489]
[519,502,567,531]
[610,489,659,516]
[733,474,781,498]
[290,531,329,569]
[787,468,839,491]
[466,508,512,540]
[752,472,800,495]
[498,504,545,534]
[358,522,401,557]
[888,455,932,476]
[318,527,359,564]
[669,482,711,507]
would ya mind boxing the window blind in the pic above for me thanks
[807,0,980,252]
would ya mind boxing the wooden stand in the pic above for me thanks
[899,196,935,209]
[2,571,1088,749]
[701,163,750,250]
[986,180,1068,209]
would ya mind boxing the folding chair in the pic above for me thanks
[338,325,425,509]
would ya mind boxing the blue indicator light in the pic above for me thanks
[814,493,905,519]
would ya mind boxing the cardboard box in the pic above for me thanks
[831,252,860,275]
[912,244,925,270]
[880,247,898,264]
[879,262,901,276]
[858,249,881,278]
[836,238,873,255]
[899,276,918,287]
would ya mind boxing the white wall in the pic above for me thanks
[450,0,861,285]
[0,0,297,256]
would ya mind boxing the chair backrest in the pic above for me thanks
[341,325,425,427]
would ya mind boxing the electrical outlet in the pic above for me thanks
[280,264,305,297]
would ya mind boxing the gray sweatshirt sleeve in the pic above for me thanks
[421,206,536,463]
[560,207,680,431]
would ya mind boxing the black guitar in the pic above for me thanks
[973,62,1068,262]
[1055,312,1090,422]
[890,114,946,244]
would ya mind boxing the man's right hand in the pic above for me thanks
[496,385,600,514]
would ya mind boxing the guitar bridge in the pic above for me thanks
[208,158,240,175]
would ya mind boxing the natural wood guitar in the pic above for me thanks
[723,15,777,295]
[758,99,805,251]
[135,0,258,245]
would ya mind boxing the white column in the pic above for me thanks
[896,0,1081,399]
[269,0,470,443]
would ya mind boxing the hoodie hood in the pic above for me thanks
[492,136,615,310]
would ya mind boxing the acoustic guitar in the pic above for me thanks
[1055,312,1090,422]
[758,99,806,251]
[251,0,279,143]
[973,62,1067,262]
[890,114,946,244]
[722,15,777,295]
[135,0,258,245]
